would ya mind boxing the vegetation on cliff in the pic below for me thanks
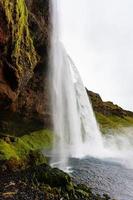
[1,0,38,89]
[0,0,51,136]
[96,113,133,134]
[87,90,133,133]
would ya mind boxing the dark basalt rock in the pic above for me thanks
[0,163,115,200]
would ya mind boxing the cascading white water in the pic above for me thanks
[49,0,104,170]
[49,0,83,169]
[69,57,104,153]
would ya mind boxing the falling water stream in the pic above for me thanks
[49,0,105,170]
[49,1,133,199]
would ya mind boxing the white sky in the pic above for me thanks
[59,0,133,111]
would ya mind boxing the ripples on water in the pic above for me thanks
[70,157,133,200]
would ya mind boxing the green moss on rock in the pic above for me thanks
[0,141,18,160]
[21,164,114,200]
[1,0,38,88]
[0,129,53,161]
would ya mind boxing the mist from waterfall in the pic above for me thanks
[49,0,133,170]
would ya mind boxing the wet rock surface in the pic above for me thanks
[0,163,114,200]
[0,0,51,136]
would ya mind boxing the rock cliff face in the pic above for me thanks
[87,90,133,118]
[0,0,51,135]
[87,90,133,132]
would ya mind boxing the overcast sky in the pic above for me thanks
[58,0,133,111]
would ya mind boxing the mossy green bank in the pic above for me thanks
[96,112,133,134]
[0,129,53,161]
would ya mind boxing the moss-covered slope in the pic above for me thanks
[0,129,53,161]
[87,90,133,133]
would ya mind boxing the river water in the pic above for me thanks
[70,156,133,200]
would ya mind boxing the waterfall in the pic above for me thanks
[49,0,104,170]
[68,57,104,155]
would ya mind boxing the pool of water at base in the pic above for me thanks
[69,156,133,200]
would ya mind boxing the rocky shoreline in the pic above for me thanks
[0,129,116,200]
[0,161,114,200]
